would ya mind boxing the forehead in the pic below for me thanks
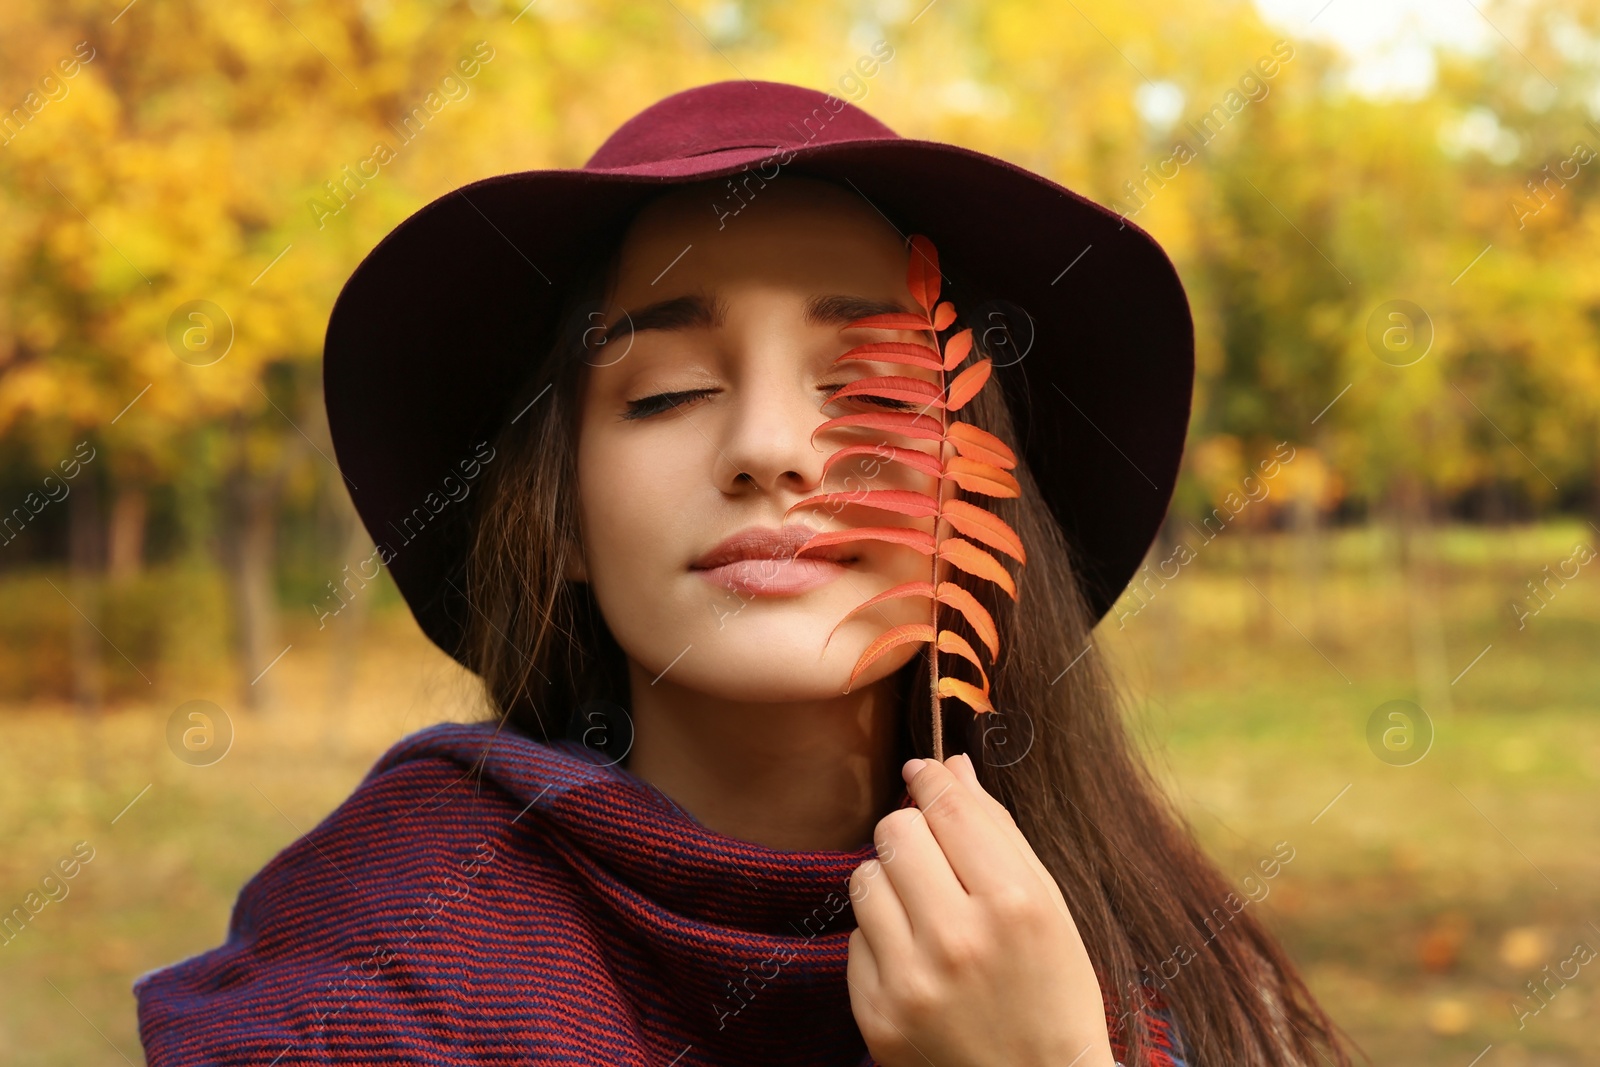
[607,176,911,302]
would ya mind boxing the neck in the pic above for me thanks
[619,662,909,852]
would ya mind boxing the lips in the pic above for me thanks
[690,524,858,596]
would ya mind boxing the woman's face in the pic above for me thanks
[571,176,941,703]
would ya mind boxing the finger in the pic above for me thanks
[846,924,881,989]
[845,927,898,1050]
[872,805,967,934]
[946,753,1036,864]
[947,753,1071,912]
[901,756,1022,897]
[946,753,1019,834]
[848,854,914,961]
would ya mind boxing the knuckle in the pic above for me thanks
[873,808,919,854]
[863,1021,913,1062]
[928,926,982,970]
[850,858,880,893]
[892,964,942,1020]
[987,884,1038,923]
[932,788,977,827]
[877,806,920,837]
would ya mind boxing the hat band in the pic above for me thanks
[676,141,793,160]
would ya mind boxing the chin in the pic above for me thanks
[665,622,921,704]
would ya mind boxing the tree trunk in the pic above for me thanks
[1390,474,1453,722]
[219,410,298,715]
[67,466,105,713]
[323,507,376,749]
[108,483,147,583]
[1291,430,1327,641]
[1240,504,1273,642]
[1592,456,1600,531]
[67,462,105,790]
[1290,489,1323,639]
[1150,511,1182,695]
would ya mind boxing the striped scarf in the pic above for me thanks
[135,721,1182,1065]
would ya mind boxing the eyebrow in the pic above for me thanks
[601,292,916,342]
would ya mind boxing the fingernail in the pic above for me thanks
[902,758,926,780]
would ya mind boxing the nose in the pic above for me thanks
[713,364,828,500]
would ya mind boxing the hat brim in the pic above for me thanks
[323,136,1194,664]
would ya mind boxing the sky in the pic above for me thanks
[1254,0,1497,98]
[1134,0,1559,139]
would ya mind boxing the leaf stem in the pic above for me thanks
[928,314,949,763]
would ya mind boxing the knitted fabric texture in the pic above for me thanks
[134,720,1183,1066]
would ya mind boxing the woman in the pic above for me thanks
[136,80,1350,1066]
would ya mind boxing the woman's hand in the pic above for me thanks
[846,753,1116,1067]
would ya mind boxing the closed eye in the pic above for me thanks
[621,388,716,421]
[820,383,919,412]
[623,384,918,420]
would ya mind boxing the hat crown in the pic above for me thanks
[584,79,899,171]
[324,79,1194,664]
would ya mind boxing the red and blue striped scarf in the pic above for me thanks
[135,721,1182,1065]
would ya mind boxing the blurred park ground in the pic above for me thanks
[3,0,1599,1062]
[3,523,1597,1064]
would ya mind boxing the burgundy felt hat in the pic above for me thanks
[323,78,1194,668]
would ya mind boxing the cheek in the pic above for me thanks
[577,425,667,585]
[574,417,706,651]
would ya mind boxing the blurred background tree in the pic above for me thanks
[1,2,1598,1060]
[2,0,1596,708]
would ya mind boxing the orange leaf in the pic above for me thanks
[813,411,946,446]
[948,422,1017,469]
[942,500,1027,563]
[936,629,988,689]
[789,525,937,555]
[821,444,942,482]
[822,580,935,649]
[937,675,995,715]
[907,234,940,311]
[936,581,998,660]
[790,488,939,518]
[815,235,1026,756]
[847,623,936,693]
[946,456,1021,498]
[836,341,944,372]
[831,375,944,407]
[846,312,934,333]
[945,358,992,411]
[942,329,973,371]
[939,537,1017,599]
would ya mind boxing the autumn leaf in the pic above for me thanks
[821,444,944,482]
[787,232,1026,761]
[809,410,945,446]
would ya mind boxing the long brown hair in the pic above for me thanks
[458,187,1355,1066]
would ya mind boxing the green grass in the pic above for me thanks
[0,520,1595,1064]
[1103,519,1600,1063]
